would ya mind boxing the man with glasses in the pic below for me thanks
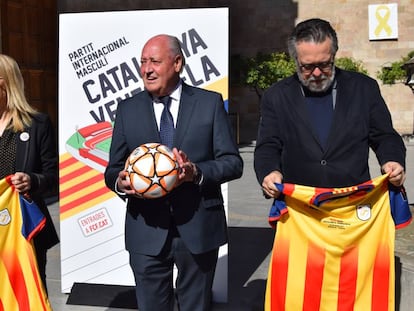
[254,18,407,310]
[255,17,405,195]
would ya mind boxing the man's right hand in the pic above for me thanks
[117,170,137,196]
[261,170,283,199]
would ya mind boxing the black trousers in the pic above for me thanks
[129,232,218,311]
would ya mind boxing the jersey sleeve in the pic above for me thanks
[19,195,46,241]
[389,185,412,229]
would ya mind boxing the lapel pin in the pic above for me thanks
[20,132,30,142]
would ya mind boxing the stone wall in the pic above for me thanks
[230,0,414,143]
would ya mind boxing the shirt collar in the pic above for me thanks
[152,79,182,103]
[169,79,182,103]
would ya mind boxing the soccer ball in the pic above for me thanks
[125,143,179,199]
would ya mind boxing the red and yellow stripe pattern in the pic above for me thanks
[59,153,116,220]
[266,175,395,311]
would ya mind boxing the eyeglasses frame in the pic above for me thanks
[298,60,334,75]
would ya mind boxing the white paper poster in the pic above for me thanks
[58,8,229,302]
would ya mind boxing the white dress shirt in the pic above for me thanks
[153,82,182,130]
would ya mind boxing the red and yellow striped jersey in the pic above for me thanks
[0,176,51,311]
[266,174,411,311]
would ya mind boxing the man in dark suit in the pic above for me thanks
[104,34,242,311]
[254,18,406,196]
[254,18,407,311]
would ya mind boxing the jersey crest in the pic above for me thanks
[0,209,11,225]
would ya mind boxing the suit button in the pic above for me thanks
[320,160,327,165]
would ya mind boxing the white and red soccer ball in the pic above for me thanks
[124,143,179,199]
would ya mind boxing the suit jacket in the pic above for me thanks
[15,113,59,250]
[104,83,243,256]
[254,68,406,188]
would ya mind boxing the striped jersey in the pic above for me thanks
[265,174,412,311]
[0,176,52,311]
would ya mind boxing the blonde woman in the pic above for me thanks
[0,54,59,293]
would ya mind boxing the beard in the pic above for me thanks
[298,66,336,93]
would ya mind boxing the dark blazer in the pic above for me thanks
[15,113,59,250]
[105,83,243,256]
[254,68,406,188]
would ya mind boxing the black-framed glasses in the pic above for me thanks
[299,61,334,74]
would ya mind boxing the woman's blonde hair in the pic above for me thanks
[0,54,37,131]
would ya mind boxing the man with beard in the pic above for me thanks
[254,18,406,194]
[254,18,408,310]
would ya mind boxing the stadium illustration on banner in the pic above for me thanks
[60,122,114,221]
[66,121,112,173]
[58,8,229,302]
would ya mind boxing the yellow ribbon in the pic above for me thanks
[374,5,392,37]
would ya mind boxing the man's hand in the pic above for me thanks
[381,161,406,187]
[173,148,198,184]
[262,170,283,199]
[116,170,137,196]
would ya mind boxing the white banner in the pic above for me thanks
[58,8,229,302]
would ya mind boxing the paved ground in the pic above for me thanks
[46,142,414,310]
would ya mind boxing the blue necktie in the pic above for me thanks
[159,96,174,149]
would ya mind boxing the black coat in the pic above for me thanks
[15,113,59,250]
[254,68,406,188]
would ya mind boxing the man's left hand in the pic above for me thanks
[381,161,406,187]
[173,148,198,184]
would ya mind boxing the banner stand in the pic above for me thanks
[58,8,229,304]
